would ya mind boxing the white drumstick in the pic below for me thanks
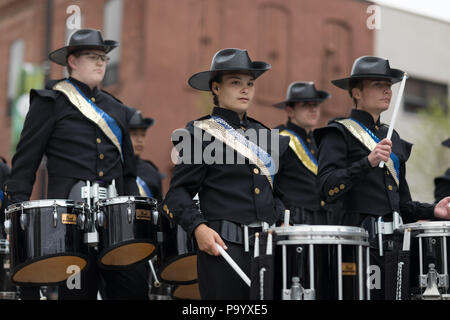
[379,72,408,168]
[216,243,251,287]
[284,209,290,227]
[266,230,273,256]
[254,232,259,258]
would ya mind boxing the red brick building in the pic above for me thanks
[0,0,374,195]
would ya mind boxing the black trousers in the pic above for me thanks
[198,240,251,300]
[19,248,150,300]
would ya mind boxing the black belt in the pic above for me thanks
[209,220,263,246]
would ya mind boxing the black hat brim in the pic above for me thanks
[48,40,119,66]
[129,118,155,130]
[272,91,331,109]
[442,138,450,148]
[188,61,271,91]
[331,69,405,90]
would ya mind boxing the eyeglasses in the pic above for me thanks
[78,52,111,63]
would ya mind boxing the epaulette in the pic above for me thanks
[100,89,124,104]
[30,89,58,101]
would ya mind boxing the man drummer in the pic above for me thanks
[434,138,450,202]
[314,56,450,299]
[162,48,290,299]
[4,29,149,300]
[128,108,164,202]
[273,81,330,225]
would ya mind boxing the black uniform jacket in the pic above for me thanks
[434,168,450,203]
[136,156,164,202]
[5,77,138,204]
[275,121,322,212]
[162,106,290,238]
[314,109,434,223]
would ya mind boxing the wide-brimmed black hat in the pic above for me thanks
[188,48,271,91]
[49,28,119,66]
[442,138,450,148]
[273,82,330,109]
[128,110,155,130]
[331,56,405,90]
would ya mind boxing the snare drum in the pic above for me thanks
[0,239,18,300]
[273,225,370,300]
[5,200,89,285]
[95,196,158,268]
[398,221,450,300]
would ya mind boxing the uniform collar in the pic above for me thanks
[286,120,310,141]
[211,106,248,128]
[350,109,381,130]
[68,77,99,98]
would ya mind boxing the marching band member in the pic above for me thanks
[314,56,450,299]
[128,108,164,202]
[162,48,290,299]
[4,29,148,300]
[434,138,450,202]
[273,81,330,225]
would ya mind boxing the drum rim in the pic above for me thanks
[272,225,369,239]
[399,221,450,233]
[10,252,89,286]
[157,252,198,285]
[96,196,157,206]
[5,199,87,214]
[97,238,157,270]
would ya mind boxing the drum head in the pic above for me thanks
[99,241,156,268]
[158,253,197,284]
[172,282,201,300]
[12,254,87,285]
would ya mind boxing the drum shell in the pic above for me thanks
[400,222,450,297]
[6,200,88,285]
[96,196,158,269]
[156,213,198,285]
[273,225,369,300]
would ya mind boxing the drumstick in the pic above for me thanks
[266,230,272,256]
[216,243,251,287]
[284,209,290,227]
[379,72,408,168]
[254,232,259,258]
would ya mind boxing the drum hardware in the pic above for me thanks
[20,204,27,231]
[276,225,370,300]
[127,198,132,224]
[421,264,447,300]
[376,212,403,256]
[81,180,117,246]
[52,201,58,228]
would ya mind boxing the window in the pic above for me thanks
[7,39,25,116]
[102,0,123,86]
[403,77,448,113]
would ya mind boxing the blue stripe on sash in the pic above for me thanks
[211,116,276,181]
[136,176,153,198]
[67,80,123,149]
[350,118,400,177]
[283,128,318,166]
